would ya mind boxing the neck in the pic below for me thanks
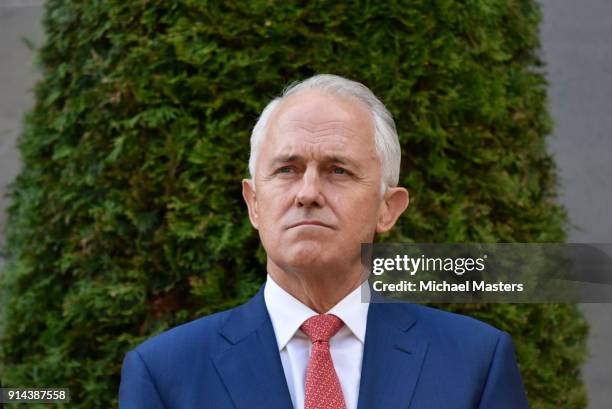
[267,260,366,313]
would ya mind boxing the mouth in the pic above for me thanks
[287,220,334,229]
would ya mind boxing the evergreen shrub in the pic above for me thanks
[1,1,588,408]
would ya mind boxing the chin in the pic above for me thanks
[283,242,330,269]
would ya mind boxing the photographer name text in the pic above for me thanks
[373,280,524,293]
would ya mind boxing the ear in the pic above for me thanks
[376,187,410,233]
[242,179,259,230]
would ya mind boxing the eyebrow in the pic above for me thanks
[268,154,360,169]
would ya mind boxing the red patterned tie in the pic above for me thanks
[300,314,347,409]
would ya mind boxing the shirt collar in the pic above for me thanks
[264,274,370,350]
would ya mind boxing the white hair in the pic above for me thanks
[248,74,401,196]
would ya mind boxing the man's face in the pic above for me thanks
[243,89,405,275]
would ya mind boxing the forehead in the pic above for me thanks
[263,89,377,159]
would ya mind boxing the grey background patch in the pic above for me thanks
[0,0,610,406]
[540,1,612,407]
[0,3,42,253]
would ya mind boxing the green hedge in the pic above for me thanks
[0,1,587,408]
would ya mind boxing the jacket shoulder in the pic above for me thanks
[392,302,512,382]
[387,302,506,350]
[132,306,234,361]
[413,303,501,336]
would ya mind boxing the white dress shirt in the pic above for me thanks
[264,275,370,409]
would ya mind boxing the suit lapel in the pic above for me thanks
[212,286,293,409]
[357,301,429,409]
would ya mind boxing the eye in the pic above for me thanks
[332,167,348,175]
[276,166,294,174]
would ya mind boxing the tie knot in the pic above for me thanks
[300,314,344,343]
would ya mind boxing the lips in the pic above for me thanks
[287,220,333,229]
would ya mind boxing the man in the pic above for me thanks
[119,74,529,408]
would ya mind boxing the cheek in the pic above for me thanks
[257,192,290,229]
[334,195,381,229]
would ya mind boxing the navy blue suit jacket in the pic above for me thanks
[119,284,529,408]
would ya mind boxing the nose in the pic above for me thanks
[295,166,325,208]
